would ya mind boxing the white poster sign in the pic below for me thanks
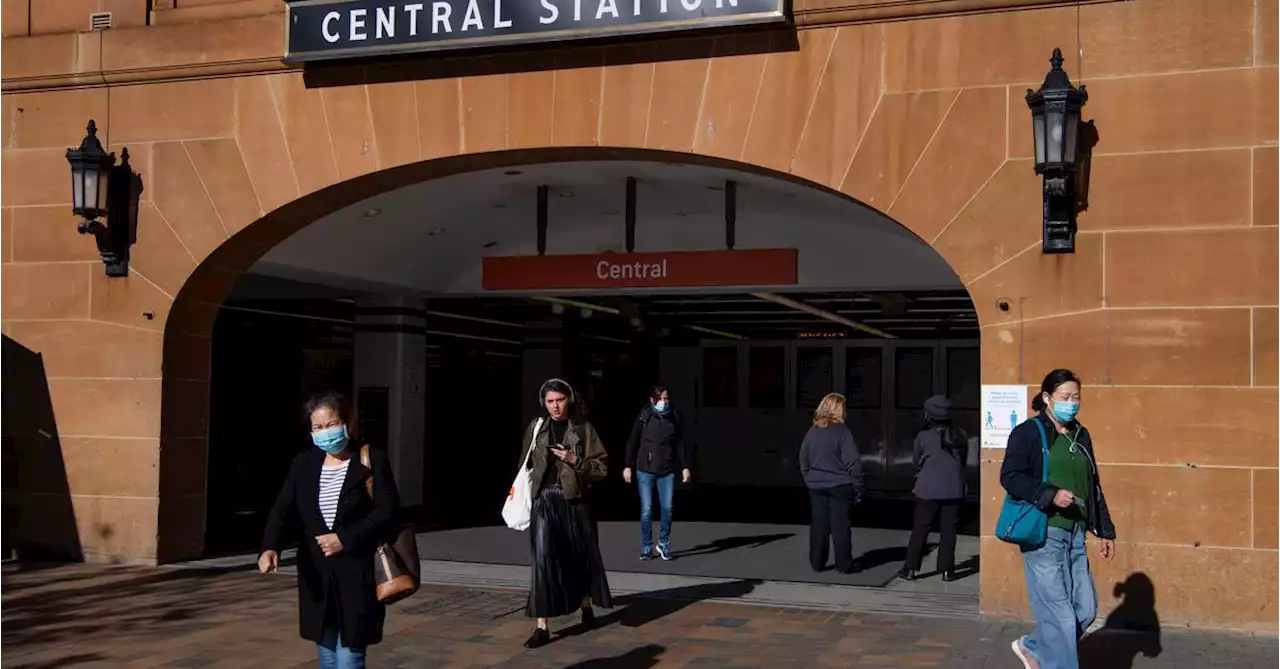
[981,385,1029,449]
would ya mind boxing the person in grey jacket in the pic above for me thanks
[799,392,864,574]
[898,395,968,582]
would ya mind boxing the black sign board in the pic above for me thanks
[285,0,787,63]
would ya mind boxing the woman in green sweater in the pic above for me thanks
[1000,369,1116,669]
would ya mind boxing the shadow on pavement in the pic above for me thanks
[6,653,107,669]
[1078,572,1162,669]
[565,644,665,668]
[672,533,794,559]
[557,578,761,643]
[2,565,286,651]
[917,554,980,581]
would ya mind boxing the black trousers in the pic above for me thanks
[808,484,855,573]
[904,498,961,573]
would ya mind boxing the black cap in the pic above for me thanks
[924,395,951,421]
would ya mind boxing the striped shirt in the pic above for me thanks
[318,460,350,530]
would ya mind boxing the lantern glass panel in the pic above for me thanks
[85,167,102,214]
[95,162,110,212]
[1046,109,1064,164]
[1064,109,1080,167]
[1032,112,1046,166]
[72,164,86,212]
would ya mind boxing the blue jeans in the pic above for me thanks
[317,627,367,669]
[637,471,675,552]
[1020,524,1097,669]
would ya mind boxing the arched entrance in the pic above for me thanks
[192,152,983,590]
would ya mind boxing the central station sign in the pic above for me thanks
[285,0,788,63]
[482,248,797,290]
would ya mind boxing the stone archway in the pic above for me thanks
[149,28,1045,575]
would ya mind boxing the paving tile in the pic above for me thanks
[1,563,1274,668]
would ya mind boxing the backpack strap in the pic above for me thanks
[360,444,374,498]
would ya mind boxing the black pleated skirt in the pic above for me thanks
[527,485,613,618]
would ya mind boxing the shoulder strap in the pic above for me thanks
[526,418,543,464]
[360,444,374,497]
[1032,420,1050,483]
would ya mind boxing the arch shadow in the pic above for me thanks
[159,146,971,560]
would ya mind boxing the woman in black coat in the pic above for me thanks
[259,390,399,669]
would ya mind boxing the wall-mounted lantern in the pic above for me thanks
[1026,48,1088,254]
[66,120,138,276]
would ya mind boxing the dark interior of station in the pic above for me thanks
[205,279,982,559]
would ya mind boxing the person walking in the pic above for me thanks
[519,378,613,649]
[259,390,400,669]
[623,385,692,561]
[898,395,968,582]
[1003,369,1116,669]
[799,392,864,574]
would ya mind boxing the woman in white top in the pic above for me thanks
[259,390,400,669]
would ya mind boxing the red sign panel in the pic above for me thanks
[482,249,798,291]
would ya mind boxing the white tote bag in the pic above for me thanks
[502,418,542,531]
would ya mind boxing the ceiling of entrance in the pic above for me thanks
[249,160,963,296]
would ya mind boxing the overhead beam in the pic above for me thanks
[685,324,746,340]
[536,185,548,256]
[532,295,744,340]
[724,180,737,250]
[750,292,896,339]
[625,177,637,253]
[530,295,621,315]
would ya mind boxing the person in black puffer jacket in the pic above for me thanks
[623,385,692,561]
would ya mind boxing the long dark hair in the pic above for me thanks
[924,415,968,454]
[1031,368,1082,412]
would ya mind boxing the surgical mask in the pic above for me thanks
[1050,399,1079,424]
[654,401,669,413]
[311,425,349,454]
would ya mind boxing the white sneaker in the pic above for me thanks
[655,545,672,561]
[1011,637,1038,669]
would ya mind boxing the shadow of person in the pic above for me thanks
[851,544,919,571]
[1078,572,1162,669]
[560,579,761,641]
[919,553,980,580]
[564,644,664,668]
[672,533,794,559]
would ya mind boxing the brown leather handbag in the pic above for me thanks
[360,445,421,604]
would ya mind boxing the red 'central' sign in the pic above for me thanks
[481,248,798,291]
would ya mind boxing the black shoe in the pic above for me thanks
[581,606,597,629]
[897,568,917,581]
[524,628,551,649]
[942,570,958,582]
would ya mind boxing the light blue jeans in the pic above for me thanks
[637,471,675,553]
[1020,524,1097,669]
[317,627,367,669]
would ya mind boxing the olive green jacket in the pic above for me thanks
[518,417,608,501]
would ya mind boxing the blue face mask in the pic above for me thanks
[312,425,349,454]
[1050,399,1079,424]
[654,400,669,413]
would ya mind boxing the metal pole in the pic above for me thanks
[725,180,736,250]
[625,177,637,253]
[536,185,548,256]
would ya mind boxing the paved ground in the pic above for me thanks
[3,563,1276,669]
[416,522,980,591]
